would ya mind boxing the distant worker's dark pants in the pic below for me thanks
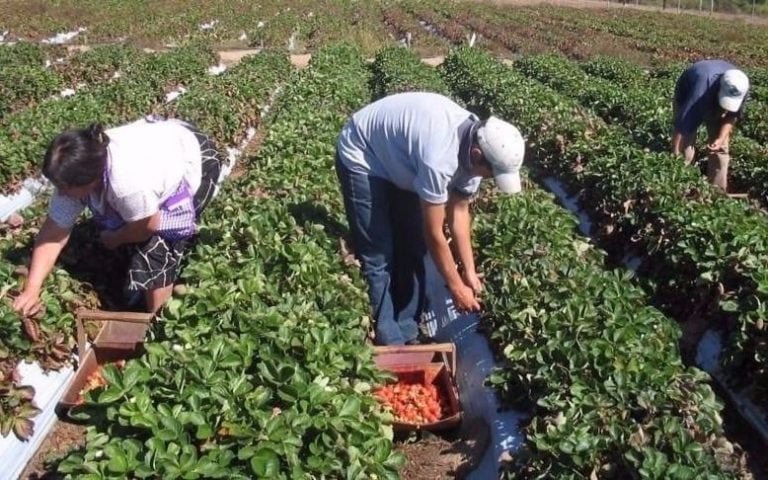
[674,111,730,192]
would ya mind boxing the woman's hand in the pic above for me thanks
[12,287,43,317]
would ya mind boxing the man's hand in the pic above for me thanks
[462,270,483,296]
[12,287,43,317]
[707,137,725,152]
[450,283,481,313]
[100,230,122,250]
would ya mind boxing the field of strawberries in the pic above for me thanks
[2,0,768,478]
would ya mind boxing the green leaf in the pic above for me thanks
[98,386,125,403]
[105,444,130,473]
[339,397,360,417]
[250,448,280,477]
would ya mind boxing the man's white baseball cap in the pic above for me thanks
[718,69,749,112]
[476,116,525,194]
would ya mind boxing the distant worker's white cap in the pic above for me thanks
[476,116,525,194]
[718,69,749,113]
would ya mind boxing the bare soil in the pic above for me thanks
[469,0,768,25]
[396,419,490,479]
[20,420,86,479]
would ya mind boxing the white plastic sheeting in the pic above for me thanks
[422,256,526,478]
[199,20,218,31]
[0,361,75,480]
[164,86,187,103]
[541,176,593,235]
[207,64,227,76]
[42,27,86,45]
[0,177,49,222]
[696,330,768,445]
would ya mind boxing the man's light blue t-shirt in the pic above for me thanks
[336,92,481,204]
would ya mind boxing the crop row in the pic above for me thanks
[366,45,745,478]
[54,44,404,478]
[514,54,768,204]
[0,49,291,445]
[0,0,396,55]
[0,42,74,69]
[536,5,768,66]
[0,44,144,119]
[442,46,768,416]
[369,45,449,101]
[0,41,215,193]
[435,48,744,479]
[581,56,768,149]
[4,0,768,65]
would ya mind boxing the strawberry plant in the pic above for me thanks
[0,64,63,117]
[57,43,405,478]
[0,42,62,68]
[370,46,449,100]
[162,50,291,145]
[363,46,745,478]
[442,45,768,433]
[476,186,745,479]
[0,383,40,441]
[0,41,215,193]
[516,53,768,206]
[53,44,144,86]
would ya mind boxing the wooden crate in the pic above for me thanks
[57,309,153,413]
[373,343,462,432]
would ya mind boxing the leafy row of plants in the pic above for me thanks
[55,43,404,478]
[380,4,449,54]
[0,203,102,441]
[370,44,746,479]
[0,44,145,119]
[441,47,768,416]
[0,47,282,443]
[0,41,216,193]
[401,1,468,46]
[160,51,290,146]
[0,62,63,117]
[584,56,768,148]
[53,44,145,86]
[515,53,768,203]
[369,45,449,100]
[475,185,745,479]
[539,5,768,66]
[0,0,395,54]
[0,42,65,67]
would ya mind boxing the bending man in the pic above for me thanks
[336,92,525,345]
[672,59,749,191]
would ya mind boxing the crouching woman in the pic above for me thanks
[12,118,222,315]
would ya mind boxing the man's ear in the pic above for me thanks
[469,145,484,166]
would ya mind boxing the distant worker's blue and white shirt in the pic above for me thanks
[674,59,747,135]
[336,92,481,204]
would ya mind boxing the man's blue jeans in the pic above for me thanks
[336,157,426,345]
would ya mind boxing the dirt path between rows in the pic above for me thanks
[469,0,768,25]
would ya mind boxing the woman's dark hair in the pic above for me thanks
[42,123,109,188]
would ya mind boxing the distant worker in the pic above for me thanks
[672,59,749,191]
[12,117,221,316]
[335,92,525,345]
